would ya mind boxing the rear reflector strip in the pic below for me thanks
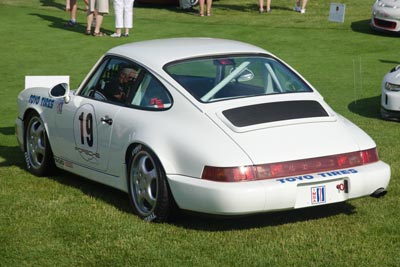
[202,148,379,182]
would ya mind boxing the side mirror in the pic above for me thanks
[49,83,70,103]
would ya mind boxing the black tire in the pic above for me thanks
[24,112,55,176]
[127,144,174,222]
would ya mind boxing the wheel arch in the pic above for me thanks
[125,142,176,177]
[22,108,52,149]
[22,108,41,148]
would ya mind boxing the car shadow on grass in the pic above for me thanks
[40,164,357,230]
[173,202,356,231]
[0,126,364,230]
[0,127,360,230]
[0,145,26,169]
[347,95,381,119]
[0,126,26,169]
[47,170,358,230]
[379,59,400,65]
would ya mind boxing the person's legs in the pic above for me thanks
[266,0,271,12]
[301,0,307,10]
[199,0,205,16]
[65,0,78,26]
[94,13,104,34]
[70,0,78,21]
[87,0,95,32]
[86,11,94,34]
[258,0,264,12]
[123,0,134,35]
[294,0,301,12]
[93,0,108,36]
[113,0,123,36]
[206,0,212,15]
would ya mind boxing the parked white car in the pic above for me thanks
[371,0,400,33]
[16,38,391,222]
[381,65,400,120]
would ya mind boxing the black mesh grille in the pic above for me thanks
[222,100,329,127]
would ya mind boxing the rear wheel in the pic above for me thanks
[127,145,173,222]
[24,112,55,176]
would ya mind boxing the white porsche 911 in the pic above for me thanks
[16,38,391,222]
[381,65,400,120]
[371,0,400,33]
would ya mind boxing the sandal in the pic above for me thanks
[85,30,91,35]
[199,12,204,17]
[93,32,107,37]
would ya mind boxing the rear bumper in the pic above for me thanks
[167,161,391,215]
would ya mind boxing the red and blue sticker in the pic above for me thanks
[311,186,326,205]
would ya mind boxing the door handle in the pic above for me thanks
[101,116,113,125]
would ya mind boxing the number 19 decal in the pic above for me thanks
[74,104,99,162]
[79,112,93,147]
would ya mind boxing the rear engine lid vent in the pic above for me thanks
[222,100,329,127]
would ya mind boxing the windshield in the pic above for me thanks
[164,55,313,103]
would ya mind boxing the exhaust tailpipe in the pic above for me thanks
[371,188,387,198]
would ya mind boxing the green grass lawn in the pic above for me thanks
[0,0,399,266]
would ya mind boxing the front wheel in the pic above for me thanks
[24,112,55,176]
[127,145,174,222]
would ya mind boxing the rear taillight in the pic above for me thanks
[201,166,256,182]
[202,148,379,182]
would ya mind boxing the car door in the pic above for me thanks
[53,96,120,172]
[52,56,140,172]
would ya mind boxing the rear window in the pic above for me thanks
[164,55,312,103]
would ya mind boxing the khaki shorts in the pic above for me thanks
[88,0,109,13]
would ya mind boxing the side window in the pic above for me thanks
[79,59,108,99]
[79,57,140,103]
[131,73,172,110]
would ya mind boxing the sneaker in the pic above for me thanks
[64,20,76,27]
[110,33,121,38]
[293,6,301,12]
[300,9,306,14]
